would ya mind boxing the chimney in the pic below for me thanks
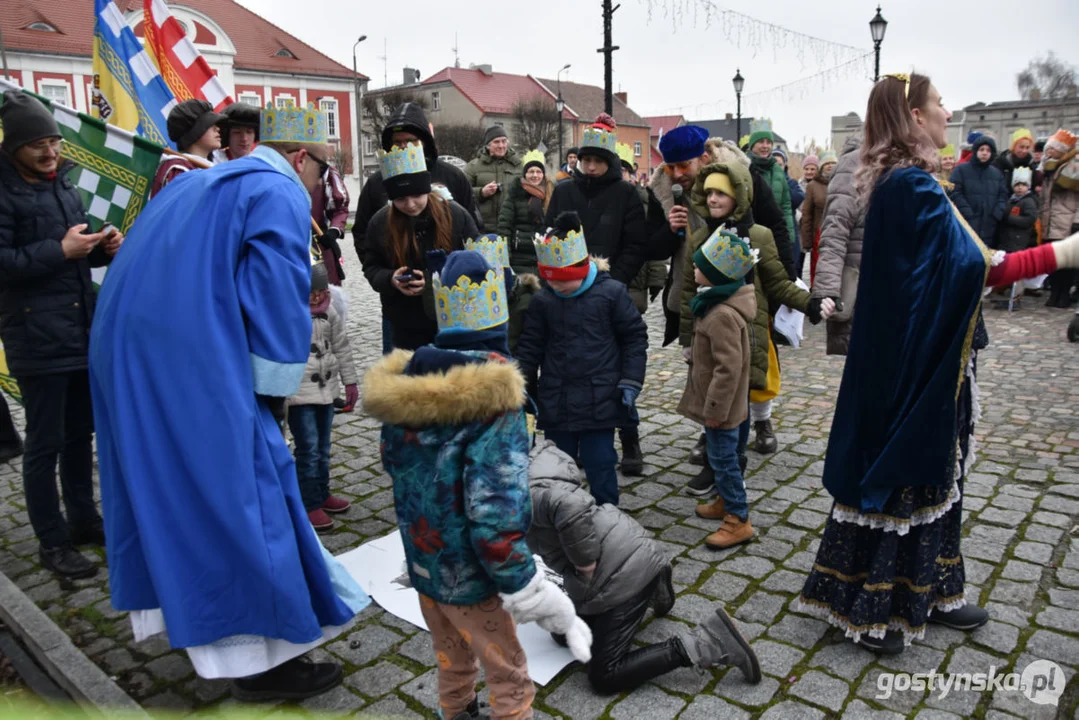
[725,112,733,120]
[403,67,421,85]
[478,64,493,76]
[615,91,628,104]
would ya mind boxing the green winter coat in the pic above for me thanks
[497,178,553,274]
[466,147,522,231]
[680,162,810,390]
[751,155,796,252]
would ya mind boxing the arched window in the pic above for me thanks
[275,48,296,59]
[26,22,57,32]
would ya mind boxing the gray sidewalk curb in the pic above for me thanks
[0,569,147,716]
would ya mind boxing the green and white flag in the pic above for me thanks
[0,77,163,236]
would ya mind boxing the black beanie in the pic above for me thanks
[567,147,579,156]
[483,125,507,146]
[168,99,226,152]
[0,91,60,153]
[385,170,432,200]
[311,263,329,292]
[222,103,260,141]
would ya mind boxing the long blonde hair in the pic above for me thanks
[855,73,939,203]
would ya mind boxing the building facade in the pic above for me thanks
[2,0,368,193]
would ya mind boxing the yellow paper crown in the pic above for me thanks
[698,228,759,281]
[377,142,427,179]
[534,228,588,268]
[582,127,617,154]
[261,101,327,144]
[433,268,509,332]
[521,149,546,168]
[464,235,511,269]
[616,142,634,168]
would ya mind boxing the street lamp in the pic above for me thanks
[352,35,367,181]
[732,69,744,143]
[869,6,888,82]
[556,63,571,167]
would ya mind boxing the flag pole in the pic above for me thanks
[160,148,323,237]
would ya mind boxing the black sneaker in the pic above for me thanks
[856,631,905,655]
[685,465,715,496]
[929,604,989,631]
[70,522,106,547]
[232,655,343,702]
[752,420,777,454]
[447,698,482,720]
[688,433,707,466]
[39,545,98,579]
[619,428,644,477]
[652,564,675,618]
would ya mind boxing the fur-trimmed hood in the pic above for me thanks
[591,256,611,273]
[516,272,542,293]
[363,349,525,427]
[690,161,753,224]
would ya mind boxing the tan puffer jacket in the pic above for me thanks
[1040,149,1079,241]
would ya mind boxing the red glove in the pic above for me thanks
[345,384,359,409]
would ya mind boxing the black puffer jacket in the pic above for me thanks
[362,198,478,351]
[352,102,482,264]
[950,137,1008,246]
[998,192,1038,253]
[516,262,648,432]
[0,155,109,377]
[544,164,648,284]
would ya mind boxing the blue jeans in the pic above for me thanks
[706,427,748,520]
[288,404,335,511]
[545,429,619,506]
[381,315,394,355]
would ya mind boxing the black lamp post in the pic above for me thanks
[352,35,367,179]
[869,6,888,82]
[557,63,570,165]
[732,69,744,143]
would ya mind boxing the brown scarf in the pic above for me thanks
[521,178,550,223]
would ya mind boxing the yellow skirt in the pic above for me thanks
[749,333,781,404]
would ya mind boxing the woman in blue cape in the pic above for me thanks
[797,73,1079,655]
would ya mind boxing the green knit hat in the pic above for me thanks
[747,118,774,151]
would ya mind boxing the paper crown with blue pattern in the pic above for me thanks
[377,141,427,179]
[581,126,618,155]
[465,234,511,269]
[534,227,588,269]
[261,101,328,144]
[433,251,509,332]
[697,228,759,282]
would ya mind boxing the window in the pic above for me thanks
[319,99,338,138]
[633,141,642,157]
[26,22,57,32]
[362,135,376,156]
[239,93,261,107]
[38,81,70,107]
[275,48,296,59]
[432,91,441,111]
[275,94,296,109]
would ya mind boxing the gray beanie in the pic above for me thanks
[311,263,329,292]
[0,91,60,153]
[483,125,507,146]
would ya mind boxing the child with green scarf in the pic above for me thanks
[677,227,759,549]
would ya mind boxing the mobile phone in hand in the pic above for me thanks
[96,222,116,239]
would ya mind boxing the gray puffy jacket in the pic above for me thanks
[811,134,864,356]
[526,441,667,616]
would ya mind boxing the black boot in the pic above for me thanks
[688,432,707,466]
[70,522,106,548]
[685,465,715,497]
[856,631,905,655]
[619,427,644,477]
[39,545,98,579]
[232,655,343,702]
[652,564,675,618]
[753,420,778,454]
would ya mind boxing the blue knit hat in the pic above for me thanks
[432,250,509,333]
[967,131,983,145]
[659,125,710,164]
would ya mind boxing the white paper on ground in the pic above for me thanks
[772,278,810,349]
[336,532,578,685]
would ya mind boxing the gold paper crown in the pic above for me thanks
[581,126,617,154]
[377,142,427,179]
[261,101,328,144]
[698,228,759,281]
[616,142,634,167]
[464,235,511,269]
[433,268,509,332]
[521,149,545,168]
[749,118,772,135]
[534,228,588,268]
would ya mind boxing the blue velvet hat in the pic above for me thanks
[659,124,710,164]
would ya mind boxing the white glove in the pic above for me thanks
[500,573,593,663]
[1052,230,1079,269]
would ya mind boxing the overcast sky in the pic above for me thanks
[239,0,1078,150]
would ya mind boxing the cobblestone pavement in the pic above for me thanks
[2,251,1079,719]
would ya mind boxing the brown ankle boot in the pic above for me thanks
[696,496,727,520]
[705,515,754,549]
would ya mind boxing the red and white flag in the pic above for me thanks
[142,0,232,110]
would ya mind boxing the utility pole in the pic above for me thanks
[597,0,620,115]
[452,33,460,69]
[379,38,388,88]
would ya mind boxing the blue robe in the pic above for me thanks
[89,146,357,649]
[822,167,991,513]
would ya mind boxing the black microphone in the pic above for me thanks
[671,184,686,239]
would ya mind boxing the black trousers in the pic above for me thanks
[582,574,691,695]
[18,371,99,549]
[0,394,21,449]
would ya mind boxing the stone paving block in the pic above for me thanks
[761,569,806,595]
[842,699,906,719]
[670,558,709,587]
[788,669,851,712]
[145,654,193,683]
[983,601,1032,628]
[1014,540,1054,565]
[713,671,780,707]
[141,690,191,712]
[751,639,805,677]
[970,620,1021,655]
[857,667,925,715]
[298,685,364,715]
[1001,559,1043,582]
[1026,629,1079,667]
[717,555,775,578]
[766,614,829,647]
[808,641,874,679]
[1023,523,1065,545]
[746,537,795,561]
[544,672,610,720]
[677,695,750,720]
[670,593,721,625]
[759,700,826,720]
[345,660,415,699]
[698,572,748,602]
[101,647,139,675]
[989,579,1038,606]
[783,551,817,573]
[327,625,404,666]
[648,665,710,696]
[636,617,691,645]
[878,644,945,675]
[735,591,787,625]
[1048,587,1079,609]
[609,684,685,719]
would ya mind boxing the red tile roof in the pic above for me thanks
[534,78,649,129]
[644,115,685,139]
[2,0,361,80]
[422,67,573,118]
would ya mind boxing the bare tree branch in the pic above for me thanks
[511,97,564,155]
[1016,52,1078,100]
[432,122,487,161]
[362,90,430,135]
